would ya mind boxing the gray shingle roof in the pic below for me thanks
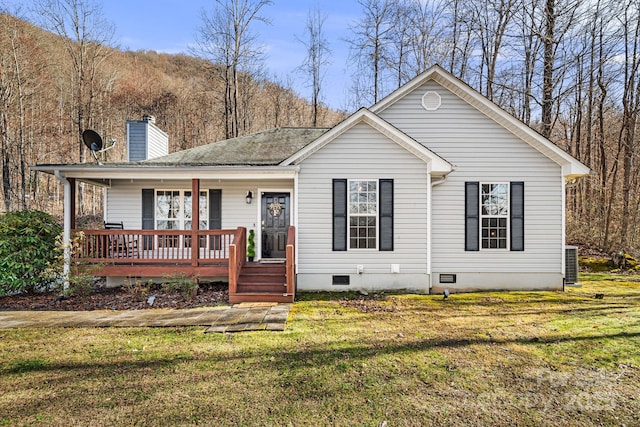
[142,127,330,166]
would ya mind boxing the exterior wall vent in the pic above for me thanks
[332,275,350,285]
[565,246,578,285]
[439,274,456,284]
[422,91,441,111]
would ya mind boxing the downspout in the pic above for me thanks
[428,173,449,292]
[431,174,448,187]
[54,170,71,289]
[293,166,300,275]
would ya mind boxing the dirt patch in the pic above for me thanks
[0,282,229,311]
[338,293,397,312]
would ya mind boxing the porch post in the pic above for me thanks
[192,178,200,267]
[69,178,76,230]
[54,171,71,288]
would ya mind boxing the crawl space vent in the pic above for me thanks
[439,274,457,284]
[422,91,441,111]
[332,275,350,286]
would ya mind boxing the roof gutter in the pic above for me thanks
[32,165,301,181]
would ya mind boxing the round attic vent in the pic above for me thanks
[422,91,441,111]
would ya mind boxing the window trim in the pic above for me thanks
[347,179,379,251]
[479,182,510,251]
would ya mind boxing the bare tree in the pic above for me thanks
[446,0,473,80]
[467,0,516,100]
[34,0,114,214]
[195,0,272,138]
[617,0,640,250]
[296,8,331,127]
[347,0,398,106]
[403,0,449,79]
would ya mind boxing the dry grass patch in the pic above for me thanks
[1,274,639,426]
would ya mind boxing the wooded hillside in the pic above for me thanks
[0,12,344,217]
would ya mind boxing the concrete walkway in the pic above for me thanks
[0,303,290,333]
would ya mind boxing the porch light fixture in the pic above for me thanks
[246,191,253,204]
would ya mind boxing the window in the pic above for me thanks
[465,181,524,252]
[481,184,508,249]
[155,190,208,247]
[184,191,208,231]
[333,179,393,252]
[349,180,377,249]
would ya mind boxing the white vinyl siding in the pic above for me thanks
[297,122,429,275]
[126,120,168,161]
[378,80,563,274]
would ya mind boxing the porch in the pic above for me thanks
[73,226,296,303]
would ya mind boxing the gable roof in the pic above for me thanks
[143,127,329,166]
[281,108,453,174]
[371,65,591,179]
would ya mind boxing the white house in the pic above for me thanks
[34,65,590,302]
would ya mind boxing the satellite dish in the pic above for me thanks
[82,129,103,152]
[82,129,116,164]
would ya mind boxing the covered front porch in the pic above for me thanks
[45,171,299,304]
[73,226,297,303]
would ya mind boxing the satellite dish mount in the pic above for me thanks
[82,129,116,164]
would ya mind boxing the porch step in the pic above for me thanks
[236,282,286,293]
[230,262,291,303]
[229,292,294,304]
[241,263,285,274]
[237,272,286,284]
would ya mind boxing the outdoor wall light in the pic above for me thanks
[246,190,253,204]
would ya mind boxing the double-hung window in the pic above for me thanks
[465,181,524,251]
[481,183,508,249]
[155,190,208,247]
[349,180,378,249]
[333,179,393,251]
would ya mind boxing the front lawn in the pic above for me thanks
[1,273,638,426]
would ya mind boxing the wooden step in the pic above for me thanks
[229,261,292,303]
[229,292,294,304]
[237,282,286,293]
[238,272,285,284]
[241,263,285,274]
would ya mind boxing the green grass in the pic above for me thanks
[1,273,639,426]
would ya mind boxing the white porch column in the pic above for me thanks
[55,170,71,288]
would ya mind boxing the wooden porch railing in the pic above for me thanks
[286,226,296,298]
[73,229,238,265]
[228,227,246,295]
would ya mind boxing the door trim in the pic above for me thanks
[257,188,293,260]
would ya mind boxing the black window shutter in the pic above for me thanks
[141,189,154,250]
[379,179,394,251]
[465,182,479,251]
[209,189,222,249]
[510,182,525,251]
[333,179,347,251]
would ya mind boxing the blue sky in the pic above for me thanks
[100,0,361,110]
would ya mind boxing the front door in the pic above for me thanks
[261,192,290,259]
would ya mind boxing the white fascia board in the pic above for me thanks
[32,165,300,181]
[282,108,452,174]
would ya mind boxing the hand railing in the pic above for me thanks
[72,229,237,264]
[285,226,296,299]
[228,227,246,295]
